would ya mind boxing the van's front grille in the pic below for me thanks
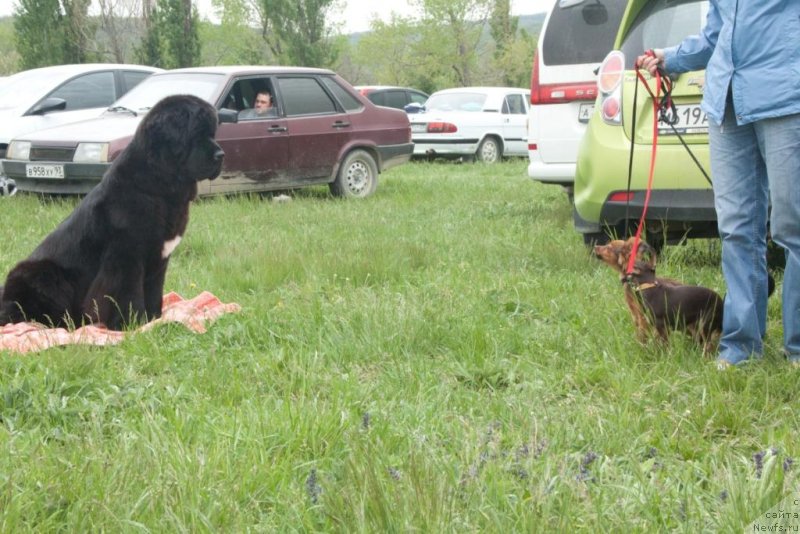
[29,147,76,162]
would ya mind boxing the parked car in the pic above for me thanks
[408,87,530,163]
[0,63,162,196]
[573,0,712,248]
[527,0,628,197]
[355,85,428,111]
[3,66,413,198]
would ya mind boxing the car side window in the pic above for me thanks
[383,91,407,109]
[47,71,116,111]
[278,77,338,116]
[368,92,386,106]
[503,94,526,115]
[220,78,278,114]
[319,76,362,111]
[409,91,428,105]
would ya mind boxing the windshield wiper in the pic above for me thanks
[106,105,138,116]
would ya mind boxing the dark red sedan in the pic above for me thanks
[3,66,413,198]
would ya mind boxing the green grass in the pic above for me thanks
[1,160,797,531]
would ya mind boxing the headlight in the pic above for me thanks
[73,142,109,163]
[6,141,31,160]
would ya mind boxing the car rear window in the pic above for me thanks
[542,0,628,66]
[620,0,710,68]
[426,92,486,112]
[319,76,362,111]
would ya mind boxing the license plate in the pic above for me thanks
[410,123,427,133]
[25,163,65,179]
[578,103,594,123]
[658,104,708,134]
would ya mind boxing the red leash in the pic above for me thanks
[626,51,673,276]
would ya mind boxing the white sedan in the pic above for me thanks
[409,87,530,163]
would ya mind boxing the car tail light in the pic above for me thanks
[597,50,625,125]
[598,51,625,94]
[530,49,597,105]
[428,122,457,133]
[601,96,621,122]
[528,143,538,151]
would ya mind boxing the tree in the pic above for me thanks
[200,0,264,65]
[349,15,436,93]
[254,0,341,67]
[0,18,22,73]
[136,0,200,68]
[13,0,95,68]
[160,0,201,67]
[135,0,163,66]
[410,0,492,87]
[97,0,147,63]
[62,0,95,62]
[489,0,516,61]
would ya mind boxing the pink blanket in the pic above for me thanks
[0,291,241,354]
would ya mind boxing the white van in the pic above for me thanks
[527,0,627,197]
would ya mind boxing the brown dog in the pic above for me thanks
[593,237,723,352]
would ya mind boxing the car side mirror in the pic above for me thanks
[30,97,67,115]
[404,102,425,114]
[217,108,239,124]
[582,2,608,25]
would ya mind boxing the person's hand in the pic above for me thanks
[635,49,665,76]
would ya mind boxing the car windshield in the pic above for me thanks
[620,0,710,68]
[110,72,224,113]
[425,92,487,112]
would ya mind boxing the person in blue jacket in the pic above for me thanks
[637,1,800,369]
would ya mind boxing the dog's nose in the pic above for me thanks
[214,148,224,161]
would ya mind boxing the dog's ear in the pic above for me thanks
[619,238,633,257]
[637,241,658,267]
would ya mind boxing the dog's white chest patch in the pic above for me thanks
[162,235,182,259]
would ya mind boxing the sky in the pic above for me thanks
[0,0,553,34]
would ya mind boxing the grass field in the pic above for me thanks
[1,160,797,531]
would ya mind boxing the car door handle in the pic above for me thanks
[332,121,351,129]
[267,125,288,133]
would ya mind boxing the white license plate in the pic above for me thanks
[410,123,427,133]
[26,163,65,179]
[658,104,708,134]
[578,103,594,123]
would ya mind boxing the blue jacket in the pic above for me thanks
[663,0,800,125]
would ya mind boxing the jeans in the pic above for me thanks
[709,105,800,364]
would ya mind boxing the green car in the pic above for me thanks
[573,0,713,248]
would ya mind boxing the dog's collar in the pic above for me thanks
[633,282,658,291]
[621,277,659,292]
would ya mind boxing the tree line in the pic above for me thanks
[1,0,540,92]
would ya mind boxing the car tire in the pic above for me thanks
[330,149,378,198]
[0,176,16,197]
[476,136,501,163]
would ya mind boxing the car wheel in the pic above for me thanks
[330,149,378,198]
[0,176,16,197]
[476,136,501,163]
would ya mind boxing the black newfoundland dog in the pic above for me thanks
[0,94,224,329]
